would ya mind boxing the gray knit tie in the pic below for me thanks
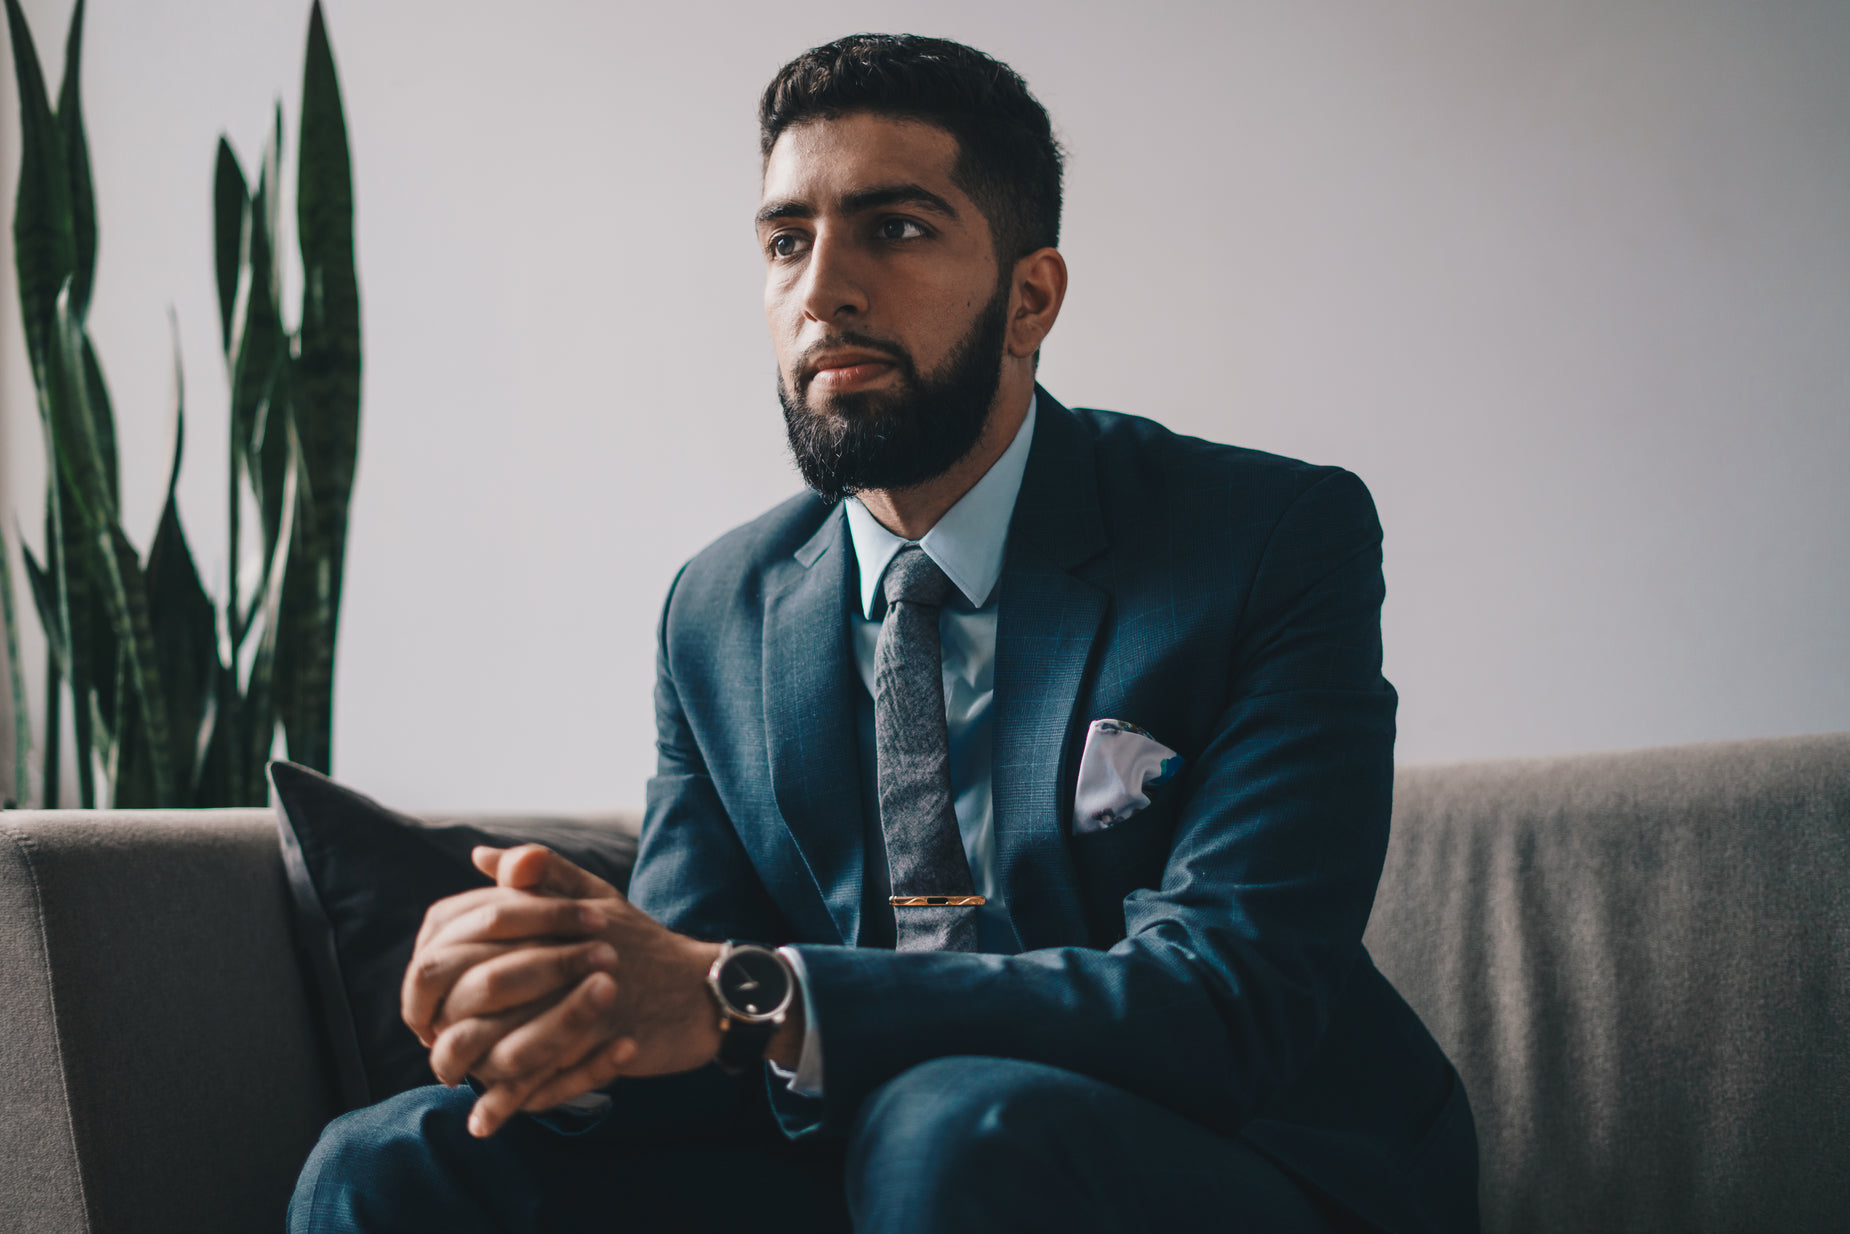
[875,546,980,952]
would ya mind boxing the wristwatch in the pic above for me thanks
[705,941,795,1074]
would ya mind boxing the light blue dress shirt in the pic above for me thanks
[772,395,1038,1098]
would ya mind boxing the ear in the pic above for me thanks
[1005,247,1068,360]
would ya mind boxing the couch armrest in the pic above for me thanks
[0,810,337,1234]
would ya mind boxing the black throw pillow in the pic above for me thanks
[269,760,639,1111]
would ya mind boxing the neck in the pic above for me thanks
[854,373,1033,541]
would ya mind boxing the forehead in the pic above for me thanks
[760,112,964,208]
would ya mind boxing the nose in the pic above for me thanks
[797,226,869,325]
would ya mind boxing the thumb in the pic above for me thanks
[494,843,617,900]
[470,845,510,882]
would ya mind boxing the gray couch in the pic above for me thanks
[3,733,1846,1232]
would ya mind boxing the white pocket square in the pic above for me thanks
[1072,719,1183,834]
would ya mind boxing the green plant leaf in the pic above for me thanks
[56,481,98,806]
[40,648,59,807]
[3,0,77,388]
[189,657,228,806]
[242,417,302,790]
[41,285,175,803]
[271,416,316,764]
[249,350,293,599]
[54,0,93,319]
[93,523,174,804]
[289,0,359,772]
[18,536,63,670]
[75,333,122,753]
[40,315,113,527]
[140,318,217,801]
[84,555,120,761]
[36,505,62,806]
[79,332,118,511]
[0,528,30,806]
[213,138,247,356]
[36,294,106,806]
[223,122,283,656]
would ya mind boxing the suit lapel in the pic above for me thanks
[763,507,865,946]
[992,391,1111,952]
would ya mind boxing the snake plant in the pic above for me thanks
[0,0,360,808]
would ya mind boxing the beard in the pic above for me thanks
[778,280,1010,505]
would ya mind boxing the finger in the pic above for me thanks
[471,845,509,881]
[462,975,619,1138]
[470,1018,628,1138]
[497,845,618,901]
[468,1075,545,1138]
[428,893,604,952]
[401,938,520,1045]
[480,971,618,1081]
[439,939,619,1029]
[520,1037,640,1113]
[428,993,561,1088]
[412,885,514,953]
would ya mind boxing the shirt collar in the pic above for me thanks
[843,394,1038,619]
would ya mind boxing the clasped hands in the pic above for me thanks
[400,844,736,1138]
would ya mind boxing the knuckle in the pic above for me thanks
[479,966,514,1005]
[452,969,487,1010]
[568,990,604,1029]
[505,1040,544,1075]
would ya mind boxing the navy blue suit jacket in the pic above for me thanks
[622,393,1477,1233]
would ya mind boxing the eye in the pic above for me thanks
[768,231,810,260]
[878,217,927,242]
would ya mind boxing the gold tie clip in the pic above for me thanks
[889,895,986,907]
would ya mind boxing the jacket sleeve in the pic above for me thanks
[627,561,791,942]
[785,468,1397,1140]
[538,562,795,1141]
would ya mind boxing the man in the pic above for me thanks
[292,33,1478,1234]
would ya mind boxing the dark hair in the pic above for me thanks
[759,34,1064,266]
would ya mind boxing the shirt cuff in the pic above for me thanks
[764,944,824,1098]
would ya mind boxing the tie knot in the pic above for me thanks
[882,545,955,609]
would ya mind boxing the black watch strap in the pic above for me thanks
[715,1017,779,1074]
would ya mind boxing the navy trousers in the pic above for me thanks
[290,1056,1343,1233]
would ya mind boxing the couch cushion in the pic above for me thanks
[1366,733,1850,1234]
[269,761,640,1111]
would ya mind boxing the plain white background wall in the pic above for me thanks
[2,0,1846,809]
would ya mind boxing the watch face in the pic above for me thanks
[718,947,791,1019]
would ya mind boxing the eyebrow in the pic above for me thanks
[754,182,962,228]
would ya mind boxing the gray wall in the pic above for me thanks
[2,0,1846,810]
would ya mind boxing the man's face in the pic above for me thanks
[757,111,1010,501]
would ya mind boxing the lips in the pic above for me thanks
[804,348,901,393]
[811,361,893,390]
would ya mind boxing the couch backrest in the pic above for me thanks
[0,810,335,1234]
[1365,733,1850,1234]
[7,741,1844,1233]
